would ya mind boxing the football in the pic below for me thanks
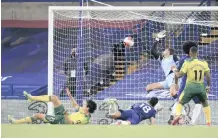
[123,37,134,47]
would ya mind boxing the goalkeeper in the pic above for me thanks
[146,30,179,101]
[8,88,97,124]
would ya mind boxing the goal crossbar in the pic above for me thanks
[49,6,218,12]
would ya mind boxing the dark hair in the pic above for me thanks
[168,48,174,55]
[149,97,158,107]
[87,100,97,114]
[182,41,198,54]
[190,46,198,54]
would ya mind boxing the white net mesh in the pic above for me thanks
[50,7,218,125]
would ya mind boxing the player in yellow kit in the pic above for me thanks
[8,88,97,124]
[171,46,211,126]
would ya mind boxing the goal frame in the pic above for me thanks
[48,6,218,115]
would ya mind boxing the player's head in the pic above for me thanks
[148,97,158,107]
[162,48,174,57]
[189,46,198,58]
[83,100,97,114]
[182,41,198,55]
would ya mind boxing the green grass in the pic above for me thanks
[1,124,218,138]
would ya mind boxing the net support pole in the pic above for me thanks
[76,0,84,105]
[48,7,54,115]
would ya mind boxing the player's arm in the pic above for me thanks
[204,62,211,93]
[151,41,162,60]
[172,61,187,78]
[148,117,155,125]
[65,88,79,109]
[205,71,211,94]
[171,66,185,78]
[174,70,185,78]
[151,30,166,60]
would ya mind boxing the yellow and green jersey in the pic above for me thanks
[68,107,90,124]
[180,58,210,84]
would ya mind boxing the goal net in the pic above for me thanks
[49,6,218,125]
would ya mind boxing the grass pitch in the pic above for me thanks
[1,124,218,138]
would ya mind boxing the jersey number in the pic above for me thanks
[194,70,202,81]
[139,104,151,113]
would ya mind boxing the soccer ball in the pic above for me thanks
[123,37,134,47]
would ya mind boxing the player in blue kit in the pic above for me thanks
[172,41,202,125]
[105,97,159,125]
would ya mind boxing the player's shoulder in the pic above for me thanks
[184,58,192,63]
[198,58,207,63]
[78,107,85,113]
[196,58,205,62]
[196,58,209,65]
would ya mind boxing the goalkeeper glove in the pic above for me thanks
[156,30,166,41]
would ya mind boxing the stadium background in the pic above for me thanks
[1,0,218,126]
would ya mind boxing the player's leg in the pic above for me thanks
[170,84,178,100]
[104,99,133,125]
[8,113,46,124]
[169,102,186,125]
[109,110,131,125]
[110,110,139,125]
[189,97,202,125]
[23,91,62,108]
[197,90,211,126]
[167,73,179,101]
[146,81,165,93]
[172,89,193,125]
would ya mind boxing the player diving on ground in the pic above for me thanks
[146,30,179,101]
[8,88,97,124]
[171,46,211,126]
[104,97,161,125]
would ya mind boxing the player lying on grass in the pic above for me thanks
[105,97,160,125]
[8,88,97,124]
[173,41,203,125]
[146,30,179,101]
[171,46,211,126]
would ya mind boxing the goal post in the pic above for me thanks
[48,6,218,124]
[48,8,54,115]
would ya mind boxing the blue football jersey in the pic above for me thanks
[131,103,156,121]
[177,55,189,95]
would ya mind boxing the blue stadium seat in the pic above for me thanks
[1,85,13,96]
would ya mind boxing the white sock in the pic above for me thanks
[191,104,202,124]
[120,120,130,125]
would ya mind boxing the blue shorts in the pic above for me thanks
[159,73,181,89]
[117,109,140,125]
